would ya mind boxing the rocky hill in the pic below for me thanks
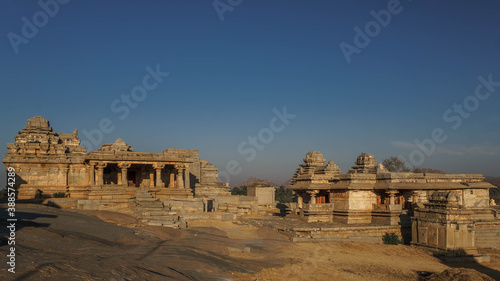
[282,178,292,188]
[235,177,280,188]
[485,177,500,187]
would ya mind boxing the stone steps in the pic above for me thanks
[133,190,185,229]
[147,221,181,228]
[86,186,135,201]
[134,197,157,201]
[141,214,179,220]
[181,213,236,221]
[142,210,177,216]
[138,205,163,209]
[88,195,131,200]
[137,202,163,207]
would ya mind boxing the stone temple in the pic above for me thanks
[3,117,500,253]
[287,151,500,252]
[4,116,228,199]
[3,116,264,227]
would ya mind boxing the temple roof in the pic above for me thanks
[24,116,52,132]
[98,138,133,152]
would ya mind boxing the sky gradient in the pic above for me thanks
[1,0,500,186]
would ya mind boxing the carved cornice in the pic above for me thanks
[96,162,108,169]
[153,163,166,170]
[174,164,186,170]
[118,162,131,169]
[307,190,319,195]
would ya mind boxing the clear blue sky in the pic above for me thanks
[1,0,499,186]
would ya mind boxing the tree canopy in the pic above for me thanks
[382,156,411,172]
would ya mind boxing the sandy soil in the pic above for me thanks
[1,203,499,281]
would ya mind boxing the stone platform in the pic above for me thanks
[240,216,402,243]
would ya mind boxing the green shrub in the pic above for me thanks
[231,186,247,195]
[53,192,67,198]
[275,186,293,203]
[490,186,500,204]
[382,233,402,245]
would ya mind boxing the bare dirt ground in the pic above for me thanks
[1,203,499,281]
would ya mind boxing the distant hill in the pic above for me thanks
[282,178,292,189]
[235,177,280,188]
[485,177,500,187]
[234,177,293,189]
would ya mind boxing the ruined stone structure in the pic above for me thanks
[247,182,276,206]
[3,116,227,200]
[288,151,499,247]
[412,191,476,250]
[289,151,494,224]
[5,117,498,246]
[3,117,259,227]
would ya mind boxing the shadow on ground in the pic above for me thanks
[0,203,286,281]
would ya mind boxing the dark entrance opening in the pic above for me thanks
[205,200,214,212]
[103,164,118,185]
[127,171,136,187]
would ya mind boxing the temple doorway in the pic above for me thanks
[127,171,137,187]
[204,199,214,212]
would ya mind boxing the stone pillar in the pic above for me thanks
[386,190,397,205]
[139,166,145,186]
[297,192,303,208]
[149,168,155,188]
[118,163,131,187]
[328,191,333,203]
[62,165,69,187]
[117,170,122,185]
[175,164,185,188]
[184,165,190,189]
[153,163,165,188]
[169,169,175,188]
[308,190,318,205]
[96,163,107,186]
[88,163,96,186]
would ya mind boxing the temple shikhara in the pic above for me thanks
[3,116,500,255]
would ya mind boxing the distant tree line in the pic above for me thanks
[275,186,293,203]
[488,179,500,204]
[382,156,423,172]
[231,185,247,195]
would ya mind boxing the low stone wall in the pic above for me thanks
[77,199,134,214]
[160,198,204,213]
[475,221,500,248]
[282,225,402,243]
[181,213,237,221]
[17,185,68,199]
[243,217,402,243]
[217,195,258,214]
